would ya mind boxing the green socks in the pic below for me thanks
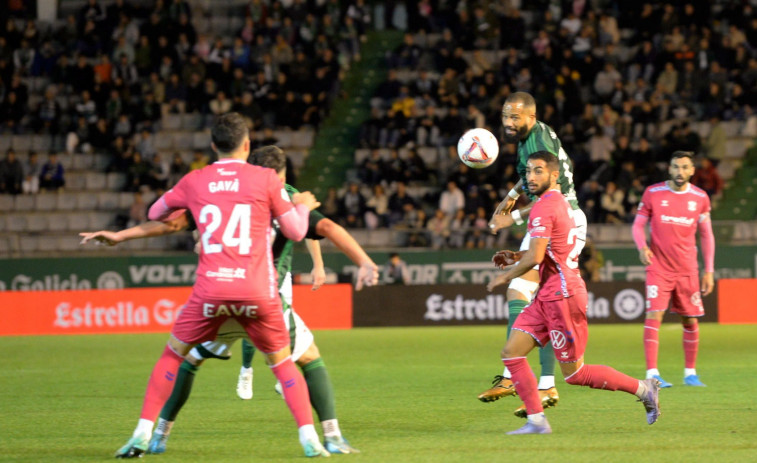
[507,300,527,337]
[302,358,336,422]
[241,339,255,369]
[160,360,198,421]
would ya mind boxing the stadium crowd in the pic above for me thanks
[338,0,744,248]
[0,0,368,210]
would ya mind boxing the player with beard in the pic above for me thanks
[480,91,587,419]
[632,151,715,388]
[487,151,661,435]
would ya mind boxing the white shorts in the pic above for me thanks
[197,307,314,362]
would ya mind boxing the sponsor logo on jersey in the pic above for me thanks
[206,267,247,280]
[550,330,567,349]
[202,303,258,318]
[661,200,668,207]
[688,200,697,211]
[216,168,237,176]
[660,215,695,226]
[208,178,239,193]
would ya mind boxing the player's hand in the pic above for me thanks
[355,261,379,291]
[487,273,511,292]
[292,191,321,211]
[492,250,520,269]
[701,272,714,296]
[488,213,515,234]
[79,231,121,246]
[639,247,654,266]
[311,266,326,291]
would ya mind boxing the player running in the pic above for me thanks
[81,145,378,455]
[632,151,715,388]
[488,151,660,435]
[481,91,586,418]
[105,113,328,458]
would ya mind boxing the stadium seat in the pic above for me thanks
[25,214,49,232]
[145,235,170,250]
[19,236,39,253]
[13,195,35,212]
[66,172,87,191]
[0,194,13,212]
[123,237,148,251]
[0,236,10,255]
[0,135,11,151]
[155,132,175,150]
[37,235,58,252]
[73,153,95,170]
[192,131,211,149]
[0,214,5,232]
[34,194,58,211]
[11,135,32,151]
[6,214,27,232]
[75,191,98,210]
[97,191,120,210]
[47,213,69,232]
[106,172,127,191]
[30,134,52,152]
[182,113,203,130]
[118,192,135,208]
[162,114,182,131]
[174,131,194,150]
[54,191,77,210]
[66,213,90,231]
[57,236,81,252]
[88,212,113,229]
[85,172,107,190]
[93,153,111,170]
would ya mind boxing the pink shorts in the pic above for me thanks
[171,291,289,354]
[512,292,588,363]
[645,271,704,317]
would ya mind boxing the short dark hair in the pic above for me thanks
[211,112,248,153]
[527,150,559,171]
[505,91,536,109]
[671,150,694,162]
[250,145,286,173]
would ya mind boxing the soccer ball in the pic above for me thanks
[457,128,499,169]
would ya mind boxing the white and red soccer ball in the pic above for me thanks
[457,128,499,169]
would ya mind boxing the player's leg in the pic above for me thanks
[237,339,256,399]
[672,274,706,386]
[150,332,241,454]
[502,328,550,434]
[116,294,225,458]
[554,294,661,425]
[245,305,328,457]
[644,273,673,387]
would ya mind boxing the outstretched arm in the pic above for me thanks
[80,212,190,246]
[487,236,547,292]
[315,218,379,290]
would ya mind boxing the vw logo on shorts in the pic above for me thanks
[614,289,645,320]
[549,330,567,349]
[691,291,702,307]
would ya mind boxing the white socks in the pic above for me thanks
[321,419,341,438]
[133,418,154,439]
[298,424,319,446]
[537,375,555,390]
[684,368,697,377]
[646,368,660,379]
[527,412,547,425]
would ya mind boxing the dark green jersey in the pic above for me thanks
[516,121,579,209]
[272,184,326,289]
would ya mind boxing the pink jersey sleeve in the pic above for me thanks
[632,214,649,250]
[637,187,652,217]
[266,168,295,219]
[148,179,189,221]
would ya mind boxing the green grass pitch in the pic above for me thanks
[1,324,756,462]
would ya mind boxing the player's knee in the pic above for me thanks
[564,367,587,386]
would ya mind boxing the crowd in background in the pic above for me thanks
[0,0,369,202]
[337,0,745,248]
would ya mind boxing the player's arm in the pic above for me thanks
[489,201,534,234]
[492,249,525,269]
[492,178,523,217]
[632,214,654,265]
[79,212,190,246]
[487,236,548,291]
[305,238,326,291]
[698,212,715,296]
[315,217,379,290]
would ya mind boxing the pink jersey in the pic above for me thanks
[528,189,586,301]
[637,182,711,275]
[155,159,295,300]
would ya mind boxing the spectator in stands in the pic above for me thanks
[579,235,604,283]
[135,129,157,159]
[365,184,389,229]
[600,181,626,224]
[22,152,42,195]
[439,180,464,218]
[703,115,727,163]
[148,154,170,190]
[692,157,724,198]
[162,73,187,115]
[320,186,340,221]
[426,209,450,249]
[0,149,23,194]
[128,191,147,227]
[388,181,416,226]
[0,91,25,134]
[168,152,188,187]
[448,209,469,249]
[340,182,366,228]
[385,252,411,285]
[189,150,208,171]
[126,151,150,192]
[359,149,385,187]
[39,153,65,191]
